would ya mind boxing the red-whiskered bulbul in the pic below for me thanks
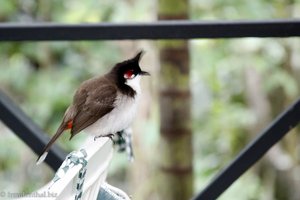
[36,51,149,164]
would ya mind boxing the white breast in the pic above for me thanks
[84,75,141,137]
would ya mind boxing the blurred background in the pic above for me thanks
[1,0,300,200]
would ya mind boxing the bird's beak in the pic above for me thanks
[140,71,150,76]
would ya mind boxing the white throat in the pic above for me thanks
[125,75,141,94]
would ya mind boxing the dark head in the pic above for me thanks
[109,51,149,96]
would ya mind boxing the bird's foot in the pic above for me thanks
[94,133,114,142]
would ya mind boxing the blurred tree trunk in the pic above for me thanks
[156,0,193,199]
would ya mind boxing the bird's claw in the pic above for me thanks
[94,133,114,142]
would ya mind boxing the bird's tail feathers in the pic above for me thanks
[36,125,66,165]
[36,152,48,165]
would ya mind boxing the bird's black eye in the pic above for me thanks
[124,69,135,79]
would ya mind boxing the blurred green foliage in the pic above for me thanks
[1,0,300,200]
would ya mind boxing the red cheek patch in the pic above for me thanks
[124,70,134,79]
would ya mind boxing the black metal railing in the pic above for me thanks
[0,20,300,41]
[0,20,300,200]
[0,91,66,170]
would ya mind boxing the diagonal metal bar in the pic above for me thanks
[192,97,300,200]
[0,90,66,171]
[0,20,300,41]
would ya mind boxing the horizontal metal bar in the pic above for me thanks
[0,90,66,171]
[192,97,300,200]
[0,20,300,41]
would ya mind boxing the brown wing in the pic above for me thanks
[70,77,117,138]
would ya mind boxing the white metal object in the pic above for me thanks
[18,136,113,200]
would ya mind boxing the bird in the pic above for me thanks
[36,51,149,165]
